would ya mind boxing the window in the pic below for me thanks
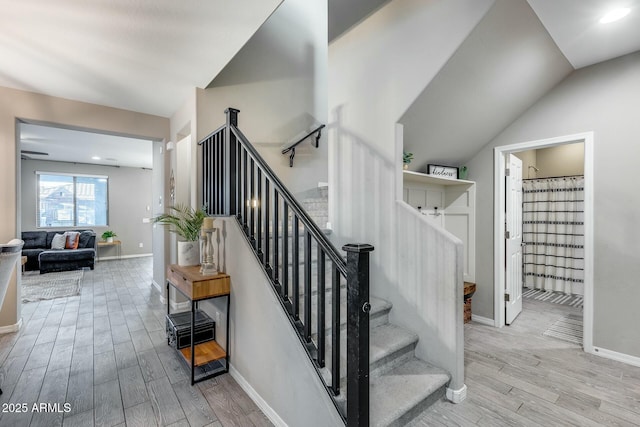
[37,172,108,227]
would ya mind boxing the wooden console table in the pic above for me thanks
[97,240,121,261]
[166,264,230,385]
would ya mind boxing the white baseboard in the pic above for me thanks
[471,314,495,326]
[590,346,640,368]
[0,317,22,334]
[152,280,163,295]
[98,253,152,261]
[229,364,287,427]
[446,384,467,403]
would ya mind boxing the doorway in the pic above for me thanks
[493,132,594,353]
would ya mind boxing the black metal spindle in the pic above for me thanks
[257,168,263,257]
[243,149,248,229]
[265,179,271,275]
[331,264,340,395]
[292,215,299,318]
[236,139,241,217]
[250,158,255,244]
[304,230,312,342]
[217,133,223,213]
[273,191,279,284]
[282,202,289,300]
[317,248,325,367]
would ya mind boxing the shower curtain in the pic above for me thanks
[522,176,584,295]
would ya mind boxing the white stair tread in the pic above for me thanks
[370,358,450,427]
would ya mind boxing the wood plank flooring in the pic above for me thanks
[410,299,640,426]
[0,257,270,427]
[3,257,640,426]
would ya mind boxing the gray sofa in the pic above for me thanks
[21,230,96,274]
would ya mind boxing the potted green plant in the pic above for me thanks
[101,230,117,243]
[153,204,207,266]
[403,151,414,170]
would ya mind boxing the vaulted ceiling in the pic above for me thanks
[400,0,640,170]
[0,0,281,118]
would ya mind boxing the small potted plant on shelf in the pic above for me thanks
[101,230,117,243]
[403,151,414,170]
[153,204,207,266]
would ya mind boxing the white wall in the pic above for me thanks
[467,51,640,358]
[329,0,494,390]
[201,217,344,426]
[0,86,169,328]
[21,160,153,257]
[196,0,328,194]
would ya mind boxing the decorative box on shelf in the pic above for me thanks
[166,309,215,349]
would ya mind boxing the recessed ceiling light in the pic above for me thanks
[91,156,101,160]
[600,8,631,24]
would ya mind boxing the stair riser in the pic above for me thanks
[387,385,448,427]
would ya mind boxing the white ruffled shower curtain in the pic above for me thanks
[522,176,585,296]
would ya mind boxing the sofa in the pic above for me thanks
[22,230,96,274]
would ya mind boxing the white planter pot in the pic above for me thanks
[177,240,200,266]
[106,237,114,243]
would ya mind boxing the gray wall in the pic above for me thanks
[197,0,328,194]
[21,159,153,258]
[467,51,640,358]
[515,143,584,179]
[399,0,572,171]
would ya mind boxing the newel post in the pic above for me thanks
[343,243,374,427]
[225,108,239,216]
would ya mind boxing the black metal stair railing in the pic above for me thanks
[199,108,373,426]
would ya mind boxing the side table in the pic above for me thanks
[166,264,231,385]
[97,240,122,261]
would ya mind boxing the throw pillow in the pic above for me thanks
[65,231,80,249]
[51,233,67,250]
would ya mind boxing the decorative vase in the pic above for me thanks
[106,237,114,243]
[403,163,409,170]
[177,240,200,266]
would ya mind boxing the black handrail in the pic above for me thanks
[280,124,326,167]
[200,108,372,426]
[230,125,347,275]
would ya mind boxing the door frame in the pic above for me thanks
[493,132,594,354]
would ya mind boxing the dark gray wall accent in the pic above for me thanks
[467,51,640,358]
[399,0,573,171]
[21,159,153,258]
[329,0,391,42]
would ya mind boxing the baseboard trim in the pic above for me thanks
[98,253,152,261]
[229,364,287,427]
[446,384,467,403]
[471,314,495,326]
[0,317,22,334]
[591,346,640,368]
[152,280,163,295]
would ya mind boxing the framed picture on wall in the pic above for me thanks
[427,164,459,179]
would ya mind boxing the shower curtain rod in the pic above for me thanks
[523,174,584,181]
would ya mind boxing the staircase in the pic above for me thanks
[201,109,452,426]
[297,191,451,426]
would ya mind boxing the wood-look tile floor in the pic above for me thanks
[0,257,271,427]
[411,299,640,426]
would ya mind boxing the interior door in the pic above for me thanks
[505,154,523,324]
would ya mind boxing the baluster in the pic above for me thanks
[265,179,271,274]
[217,132,222,213]
[273,191,279,285]
[235,138,241,217]
[282,202,289,300]
[250,158,255,245]
[257,168,263,258]
[317,247,325,367]
[331,264,340,394]
[243,149,248,230]
[292,215,299,318]
[304,230,312,342]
